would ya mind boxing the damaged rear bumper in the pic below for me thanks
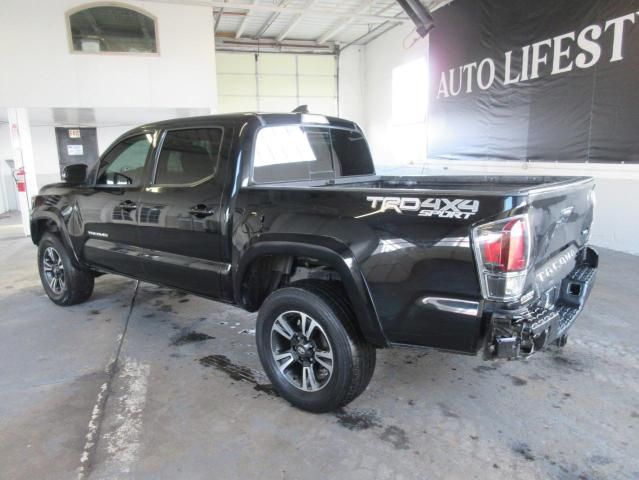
[485,247,599,359]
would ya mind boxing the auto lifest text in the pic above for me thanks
[436,11,638,99]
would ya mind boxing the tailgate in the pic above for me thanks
[527,179,596,295]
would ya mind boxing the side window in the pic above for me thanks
[96,135,153,186]
[154,128,223,185]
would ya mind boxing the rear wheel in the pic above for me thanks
[38,233,94,306]
[256,281,376,413]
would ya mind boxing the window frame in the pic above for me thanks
[65,2,160,56]
[93,131,157,188]
[249,124,374,185]
[150,126,225,188]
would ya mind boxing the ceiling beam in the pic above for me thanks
[276,0,318,42]
[216,35,336,53]
[82,10,113,49]
[215,30,237,38]
[340,0,453,47]
[317,0,378,44]
[137,12,153,42]
[82,10,102,36]
[234,0,258,38]
[214,6,224,31]
[139,0,411,24]
[253,0,289,40]
[254,12,279,39]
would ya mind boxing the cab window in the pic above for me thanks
[96,134,153,186]
[154,128,223,185]
[252,125,374,183]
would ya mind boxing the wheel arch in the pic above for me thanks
[31,212,81,266]
[235,234,387,347]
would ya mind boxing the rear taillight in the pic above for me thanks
[480,218,528,272]
[472,215,531,301]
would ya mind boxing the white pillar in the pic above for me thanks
[7,108,38,236]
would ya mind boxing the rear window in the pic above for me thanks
[252,125,374,183]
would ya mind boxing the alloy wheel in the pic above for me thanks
[42,246,66,295]
[270,310,334,392]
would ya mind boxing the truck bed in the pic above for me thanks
[253,175,593,196]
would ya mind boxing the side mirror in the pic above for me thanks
[62,164,88,185]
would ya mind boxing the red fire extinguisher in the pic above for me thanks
[14,167,26,193]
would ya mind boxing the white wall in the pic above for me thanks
[96,126,138,154]
[0,0,217,109]
[27,126,59,189]
[337,47,366,128]
[0,0,218,195]
[360,24,429,163]
[354,23,639,255]
[0,124,19,213]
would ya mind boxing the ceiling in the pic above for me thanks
[144,0,452,53]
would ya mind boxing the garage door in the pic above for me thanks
[216,52,338,116]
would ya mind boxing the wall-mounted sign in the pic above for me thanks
[67,144,84,156]
[428,0,639,164]
[55,127,99,174]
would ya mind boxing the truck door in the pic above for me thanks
[79,133,155,277]
[135,127,231,298]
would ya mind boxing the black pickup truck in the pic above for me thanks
[31,112,598,412]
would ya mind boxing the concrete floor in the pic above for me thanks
[0,211,638,480]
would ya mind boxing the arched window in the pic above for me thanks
[67,4,157,53]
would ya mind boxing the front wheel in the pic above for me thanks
[256,281,376,413]
[38,233,94,306]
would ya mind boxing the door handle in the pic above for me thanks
[119,200,137,211]
[189,204,215,218]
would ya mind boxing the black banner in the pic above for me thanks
[428,0,639,163]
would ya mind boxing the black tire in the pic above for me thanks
[256,281,376,413]
[38,233,94,306]
[294,280,377,403]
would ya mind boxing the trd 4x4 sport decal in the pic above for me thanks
[367,196,480,219]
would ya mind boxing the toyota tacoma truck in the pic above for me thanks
[31,112,598,412]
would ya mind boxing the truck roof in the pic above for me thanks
[135,112,359,132]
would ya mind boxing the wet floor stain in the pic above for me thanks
[253,383,279,396]
[159,304,173,313]
[198,354,278,397]
[90,309,101,315]
[379,425,410,450]
[474,365,498,373]
[551,354,585,372]
[335,409,382,431]
[171,331,214,346]
[334,409,411,450]
[509,375,528,386]
[437,402,460,418]
[589,455,612,466]
[512,442,535,461]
